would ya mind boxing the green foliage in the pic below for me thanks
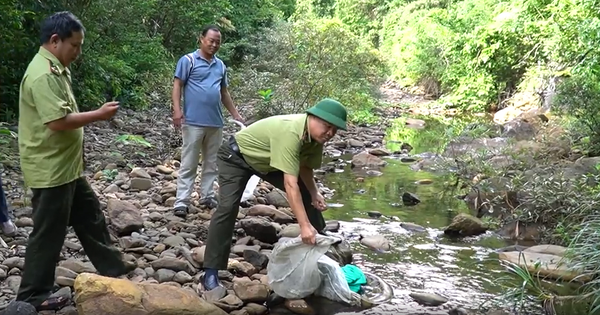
[0,0,292,120]
[552,69,600,156]
[115,135,152,148]
[232,18,387,120]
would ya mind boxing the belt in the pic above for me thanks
[228,135,243,157]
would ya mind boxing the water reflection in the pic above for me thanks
[319,116,512,310]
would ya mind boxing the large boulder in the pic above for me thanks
[74,273,227,315]
[498,251,591,283]
[443,213,488,237]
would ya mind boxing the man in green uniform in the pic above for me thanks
[15,11,134,311]
[201,98,347,293]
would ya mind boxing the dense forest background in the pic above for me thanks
[2,0,599,128]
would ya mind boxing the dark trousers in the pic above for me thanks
[0,175,10,222]
[16,177,128,307]
[203,137,326,270]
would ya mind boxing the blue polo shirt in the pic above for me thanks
[174,50,228,128]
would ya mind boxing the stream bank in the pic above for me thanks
[0,98,592,315]
[326,108,596,315]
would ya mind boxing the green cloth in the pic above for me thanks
[341,264,367,293]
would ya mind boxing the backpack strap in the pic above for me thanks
[183,52,195,82]
[217,58,226,79]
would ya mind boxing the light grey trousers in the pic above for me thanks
[174,124,223,208]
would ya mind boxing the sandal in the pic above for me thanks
[284,299,315,315]
[36,295,70,311]
[173,206,188,218]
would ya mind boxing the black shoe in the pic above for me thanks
[173,206,188,219]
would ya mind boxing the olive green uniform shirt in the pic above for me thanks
[235,114,323,176]
[18,47,84,188]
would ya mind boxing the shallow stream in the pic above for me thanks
[319,117,582,314]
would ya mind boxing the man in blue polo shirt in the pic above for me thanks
[171,25,243,218]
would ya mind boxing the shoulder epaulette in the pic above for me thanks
[49,60,60,76]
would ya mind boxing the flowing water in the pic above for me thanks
[319,116,583,314]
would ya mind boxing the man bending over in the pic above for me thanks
[202,98,347,311]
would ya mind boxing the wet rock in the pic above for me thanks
[74,273,227,315]
[448,307,470,315]
[400,222,426,233]
[415,179,433,185]
[368,148,391,156]
[359,234,390,251]
[367,211,382,218]
[351,152,387,168]
[325,220,340,232]
[409,292,448,306]
[444,213,488,237]
[402,192,420,206]
[325,240,354,266]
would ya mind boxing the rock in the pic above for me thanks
[359,234,390,251]
[444,213,488,237]
[409,292,448,306]
[233,281,270,303]
[415,179,433,185]
[59,258,96,274]
[448,307,470,315]
[401,192,420,206]
[191,246,206,264]
[240,217,279,244]
[107,199,144,236]
[265,189,289,208]
[130,167,151,179]
[74,273,227,315]
[498,251,591,283]
[150,257,191,273]
[213,294,244,312]
[351,152,387,168]
[279,224,300,238]
[367,211,382,218]
[3,301,37,315]
[501,119,536,141]
[243,249,269,269]
[400,222,426,233]
[156,165,174,174]
[368,148,390,156]
[130,178,152,190]
[246,205,294,224]
[523,244,567,256]
[163,235,186,248]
